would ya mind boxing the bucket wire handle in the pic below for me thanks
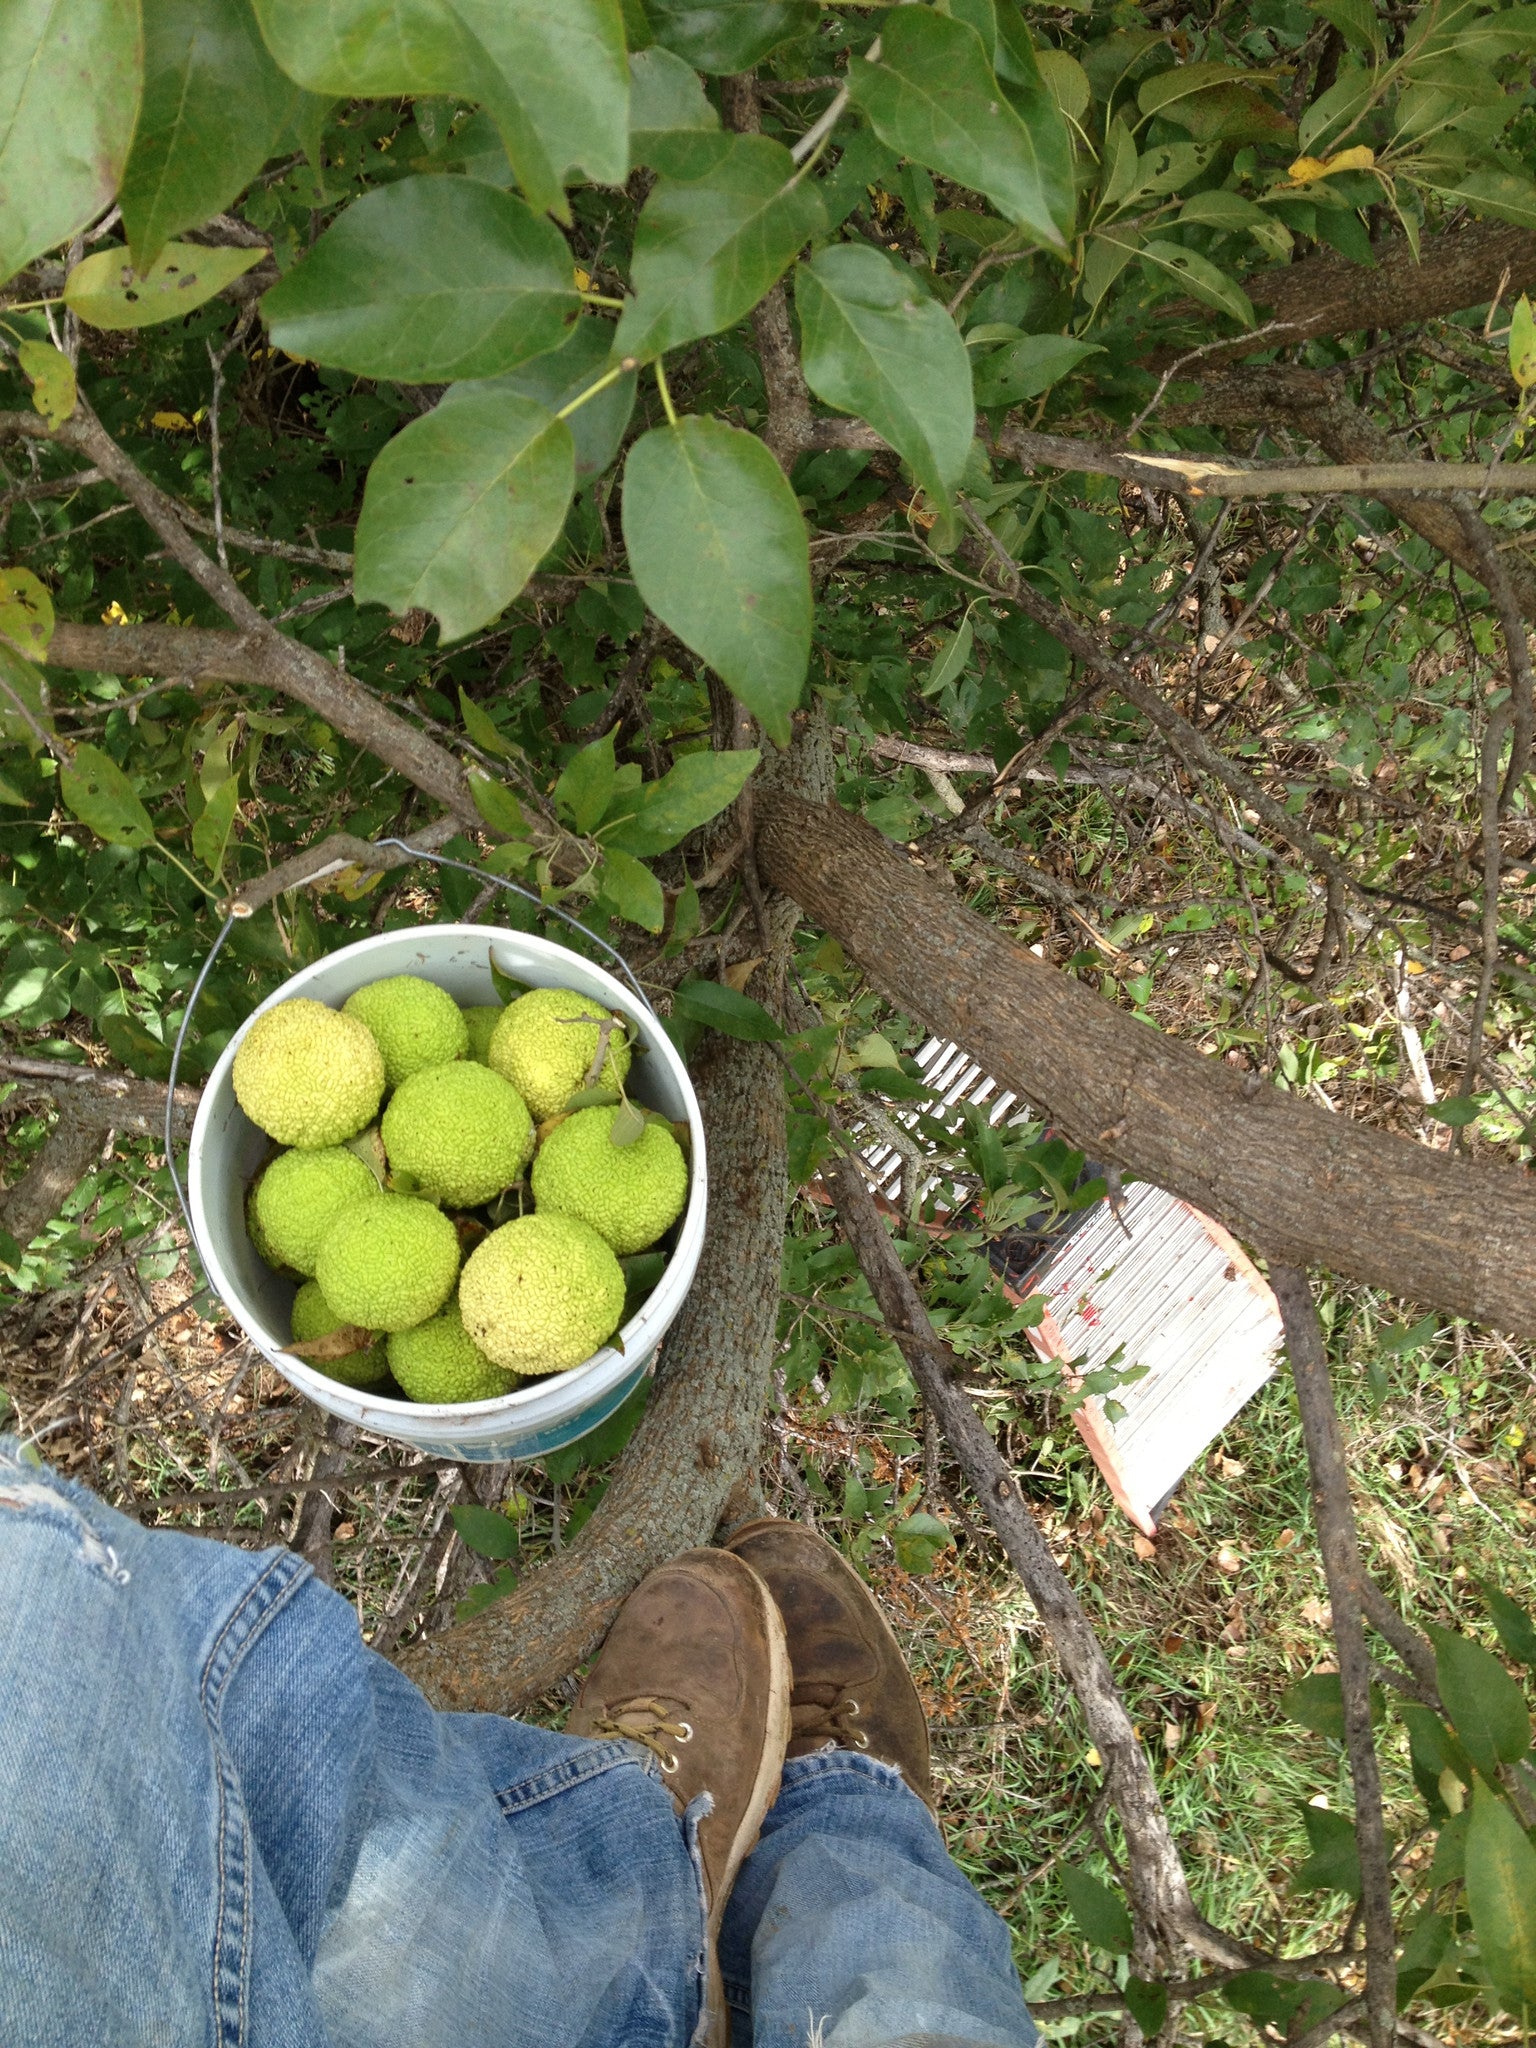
[164,837,660,1240]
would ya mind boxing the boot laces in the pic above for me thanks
[792,1691,869,1751]
[589,1696,694,1773]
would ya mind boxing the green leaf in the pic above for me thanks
[609,1099,650,1146]
[1511,296,1536,392]
[614,134,826,362]
[1137,238,1254,326]
[64,241,262,330]
[797,243,974,516]
[1223,1971,1346,2030]
[0,569,54,659]
[597,849,665,932]
[262,178,580,381]
[0,0,143,284]
[645,0,816,73]
[1430,1623,1532,1777]
[192,774,239,881]
[555,730,619,834]
[119,0,298,268]
[1059,1865,1134,1954]
[59,743,158,850]
[1401,1702,1474,1815]
[1426,1093,1484,1127]
[629,43,719,170]
[847,8,1073,251]
[920,615,974,698]
[470,317,636,484]
[0,1227,23,1270]
[16,340,76,429]
[600,748,759,856]
[354,391,575,643]
[1311,0,1384,55]
[1294,1803,1361,1898]
[459,688,518,762]
[972,333,1103,407]
[1480,1581,1536,1669]
[0,645,55,754]
[891,1511,954,1575]
[451,1501,520,1560]
[1177,188,1293,260]
[1467,1781,1536,2019]
[1124,1979,1168,2037]
[672,978,784,1040]
[252,0,626,216]
[467,771,527,839]
[622,415,811,746]
[1283,1672,1349,1740]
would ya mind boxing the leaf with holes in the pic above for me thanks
[0,0,143,284]
[0,569,53,659]
[16,341,75,429]
[263,178,580,381]
[64,242,263,330]
[60,743,158,850]
[797,243,974,517]
[354,392,574,642]
[614,134,825,361]
[119,0,299,267]
[847,8,1073,250]
[1136,238,1254,326]
[622,416,810,746]
[1512,296,1536,391]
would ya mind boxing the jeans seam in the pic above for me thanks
[493,1739,664,1816]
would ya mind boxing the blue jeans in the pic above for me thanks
[0,1440,1036,2048]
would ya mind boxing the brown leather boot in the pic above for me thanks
[566,1549,791,2038]
[723,1517,935,1812]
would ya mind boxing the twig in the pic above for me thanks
[1461,704,1510,1104]
[1271,1265,1397,2048]
[1454,496,1534,809]
[819,1122,1253,1971]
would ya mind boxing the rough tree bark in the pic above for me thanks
[396,1033,787,1713]
[755,793,1536,1342]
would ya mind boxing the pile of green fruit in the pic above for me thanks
[233,969,689,1405]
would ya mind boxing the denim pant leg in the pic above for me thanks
[719,1752,1038,2048]
[0,1440,705,2048]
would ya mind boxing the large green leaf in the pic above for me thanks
[847,9,1072,251]
[355,392,575,642]
[1415,164,1536,230]
[465,317,635,483]
[628,44,719,173]
[252,0,627,214]
[1293,1803,1361,1899]
[645,0,817,73]
[600,748,760,855]
[972,333,1103,407]
[120,0,298,268]
[1136,237,1254,326]
[672,977,784,1039]
[597,848,665,932]
[1467,1782,1536,2019]
[0,0,143,283]
[614,134,826,362]
[263,177,580,381]
[60,743,158,850]
[797,243,974,515]
[1058,1866,1134,1954]
[1430,1624,1532,1778]
[64,241,264,328]
[622,416,811,745]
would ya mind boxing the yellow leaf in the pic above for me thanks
[102,600,133,626]
[573,267,592,292]
[151,410,195,432]
[1085,1746,1101,1767]
[17,340,75,430]
[1287,145,1376,185]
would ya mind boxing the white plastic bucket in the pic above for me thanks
[186,923,707,1461]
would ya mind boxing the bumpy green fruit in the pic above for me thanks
[253,1145,381,1276]
[381,1061,533,1207]
[314,1192,460,1332]
[246,1179,287,1271]
[342,975,468,1088]
[459,1212,625,1373]
[289,1278,389,1388]
[233,998,385,1148]
[487,986,631,1121]
[387,1298,521,1403]
[531,1106,688,1255]
[461,1004,503,1065]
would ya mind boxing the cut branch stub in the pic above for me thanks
[755,792,1536,1341]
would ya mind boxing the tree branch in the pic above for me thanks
[394,1033,787,1712]
[755,791,1536,1340]
[1270,1266,1396,2048]
[819,1131,1250,1969]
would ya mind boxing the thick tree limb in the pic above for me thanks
[756,792,1536,1340]
[1271,1266,1396,2048]
[820,1136,1250,1969]
[0,1060,199,1252]
[395,1033,787,1712]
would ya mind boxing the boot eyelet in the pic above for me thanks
[854,1732,870,1749]
[846,1700,862,1718]
[675,1721,694,1743]
[661,1753,680,1774]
